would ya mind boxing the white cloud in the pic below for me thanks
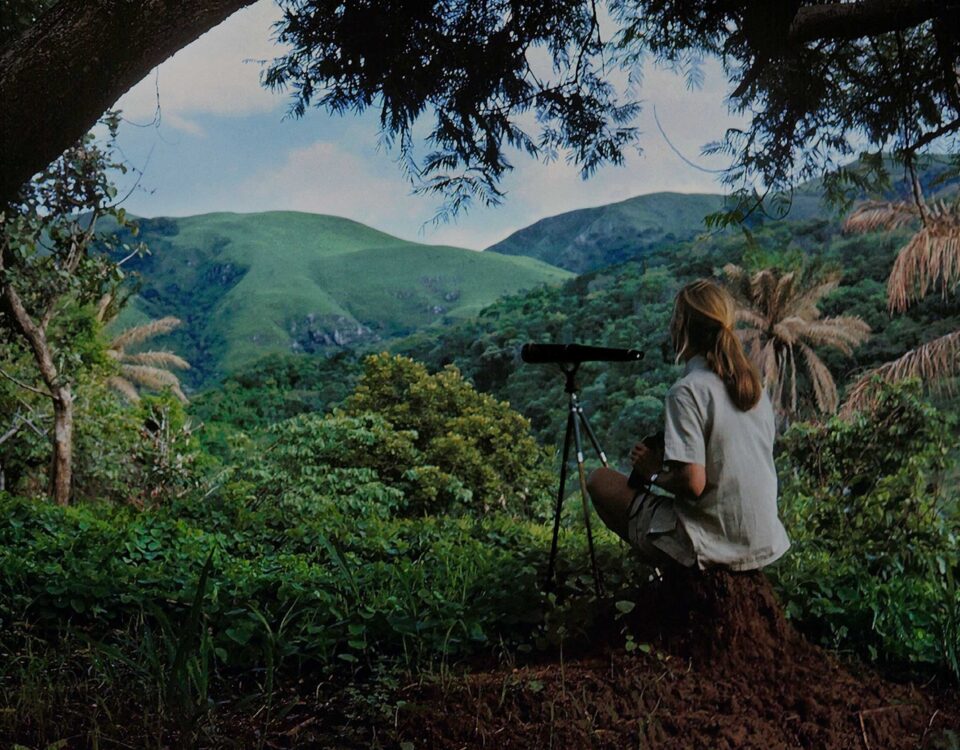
[157,54,743,250]
[223,141,427,227]
[114,0,284,134]
[220,140,542,250]
[115,44,746,251]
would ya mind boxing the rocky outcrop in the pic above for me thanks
[288,313,379,353]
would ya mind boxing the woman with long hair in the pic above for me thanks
[587,278,790,570]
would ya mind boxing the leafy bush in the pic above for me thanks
[771,379,960,673]
[189,351,362,459]
[0,489,640,675]
[340,353,556,517]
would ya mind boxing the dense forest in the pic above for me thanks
[4,158,958,744]
[4,0,960,739]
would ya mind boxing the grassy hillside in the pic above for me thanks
[112,212,571,385]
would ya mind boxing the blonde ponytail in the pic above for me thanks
[671,280,762,411]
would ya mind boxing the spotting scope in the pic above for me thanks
[520,343,645,365]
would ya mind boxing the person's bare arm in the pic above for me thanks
[630,442,706,499]
[653,462,706,499]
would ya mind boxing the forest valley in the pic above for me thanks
[1,130,960,748]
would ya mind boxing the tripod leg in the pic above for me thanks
[572,411,604,598]
[545,407,575,593]
[575,401,608,468]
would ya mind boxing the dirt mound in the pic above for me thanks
[397,570,959,748]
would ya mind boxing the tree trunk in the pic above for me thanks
[0,0,255,206]
[50,386,74,506]
[1,281,74,503]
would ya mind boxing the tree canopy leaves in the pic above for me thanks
[265,0,960,220]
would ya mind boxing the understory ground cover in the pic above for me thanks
[1,358,959,748]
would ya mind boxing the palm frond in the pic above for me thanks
[122,351,191,370]
[797,317,871,353]
[96,293,113,323]
[781,273,841,320]
[106,375,141,403]
[121,365,180,389]
[120,365,190,404]
[840,330,960,416]
[770,321,799,347]
[887,223,960,312]
[734,308,768,330]
[797,342,839,413]
[787,344,798,415]
[722,264,866,417]
[111,317,183,352]
[751,269,781,318]
[843,200,920,234]
[722,263,751,293]
[772,271,801,322]
[758,341,779,387]
[767,347,786,413]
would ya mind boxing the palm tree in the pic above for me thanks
[841,195,960,414]
[97,300,190,403]
[722,264,871,418]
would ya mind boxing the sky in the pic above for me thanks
[112,1,744,250]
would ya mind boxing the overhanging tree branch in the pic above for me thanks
[0,367,51,399]
[908,117,960,151]
[788,0,948,45]
[0,0,256,206]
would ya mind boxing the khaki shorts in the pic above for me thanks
[626,489,696,568]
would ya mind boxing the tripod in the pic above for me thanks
[545,362,608,598]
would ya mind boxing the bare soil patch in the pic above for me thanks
[396,570,960,749]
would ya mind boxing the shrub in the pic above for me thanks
[771,379,960,672]
[341,353,556,517]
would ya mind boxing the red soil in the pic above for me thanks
[395,570,960,749]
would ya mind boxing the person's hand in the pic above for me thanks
[629,442,662,480]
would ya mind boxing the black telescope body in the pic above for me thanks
[521,343,644,365]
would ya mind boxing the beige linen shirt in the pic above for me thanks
[655,354,790,571]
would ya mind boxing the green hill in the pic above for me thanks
[485,157,959,273]
[485,192,726,274]
[112,212,571,385]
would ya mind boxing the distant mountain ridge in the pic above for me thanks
[112,211,571,386]
[486,192,724,274]
[485,157,959,273]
